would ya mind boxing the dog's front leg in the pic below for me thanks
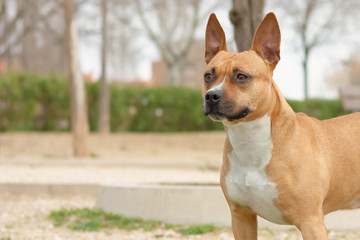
[230,204,257,240]
[297,216,328,240]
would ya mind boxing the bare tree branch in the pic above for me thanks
[135,0,219,85]
[270,0,360,99]
[0,23,31,57]
[0,1,27,45]
[179,0,200,60]
[36,5,64,42]
[134,0,173,62]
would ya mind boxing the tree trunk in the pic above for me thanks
[303,50,309,100]
[21,6,31,71]
[230,0,264,52]
[98,0,110,133]
[64,0,89,157]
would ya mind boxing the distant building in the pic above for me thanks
[152,40,206,89]
[152,61,169,86]
[114,78,154,87]
[182,40,207,88]
[0,60,7,74]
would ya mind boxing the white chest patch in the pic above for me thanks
[224,116,286,224]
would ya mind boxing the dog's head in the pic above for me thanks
[202,13,281,124]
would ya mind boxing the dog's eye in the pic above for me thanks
[235,73,249,83]
[204,73,213,83]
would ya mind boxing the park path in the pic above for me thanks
[1,133,360,239]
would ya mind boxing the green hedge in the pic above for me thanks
[287,99,350,120]
[0,73,221,132]
[87,82,222,132]
[0,73,351,132]
[0,73,70,131]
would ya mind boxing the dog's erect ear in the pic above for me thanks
[251,12,281,68]
[205,13,227,64]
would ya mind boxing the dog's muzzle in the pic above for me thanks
[203,90,250,121]
[205,90,222,107]
[203,90,223,120]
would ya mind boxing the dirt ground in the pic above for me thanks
[0,132,226,162]
[2,193,360,240]
[0,193,292,240]
[1,133,360,239]
[0,132,224,185]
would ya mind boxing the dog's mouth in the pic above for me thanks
[226,108,250,121]
[203,105,250,122]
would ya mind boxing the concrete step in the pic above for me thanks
[96,183,360,230]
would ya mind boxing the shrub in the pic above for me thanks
[108,86,222,132]
[0,73,70,131]
[287,99,350,120]
[0,73,351,132]
[0,73,221,132]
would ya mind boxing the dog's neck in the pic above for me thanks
[223,79,296,172]
[268,80,296,126]
[268,79,298,143]
[224,116,273,172]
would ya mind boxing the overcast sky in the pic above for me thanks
[78,1,359,100]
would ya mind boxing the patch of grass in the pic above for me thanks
[261,227,275,236]
[164,223,175,230]
[90,152,99,158]
[0,238,11,240]
[335,234,346,238]
[178,224,216,235]
[4,225,13,229]
[49,208,76,227]
[287,227,297,232]
[49,208,161,232]
[49,207,219,235]
[120,145,127,151]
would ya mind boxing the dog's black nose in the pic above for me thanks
[205,90,222,105]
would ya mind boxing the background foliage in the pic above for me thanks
[0,73,351,132]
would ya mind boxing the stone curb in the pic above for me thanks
[96,183,360,230]
[3,182,360,230]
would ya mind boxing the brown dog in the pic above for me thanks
[202,12,360,240]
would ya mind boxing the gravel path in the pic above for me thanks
[1,133,360,239]
[0,193,284,240]
[2,193,360,240]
